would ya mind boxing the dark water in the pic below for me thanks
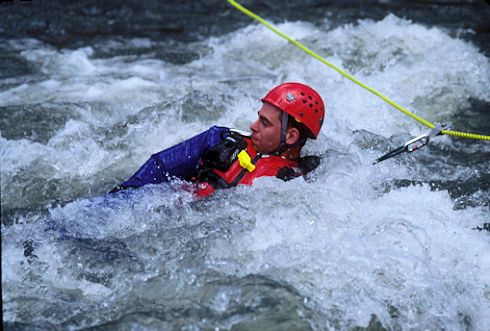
[1,1,489,330]
[1,1,490,58]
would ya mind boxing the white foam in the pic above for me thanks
[208,179,490,329]
[2,15,489,330]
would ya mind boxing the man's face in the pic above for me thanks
[249,102,282,154]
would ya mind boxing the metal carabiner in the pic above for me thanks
[373,122,452,164]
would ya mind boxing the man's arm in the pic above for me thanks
[110,126,229,193]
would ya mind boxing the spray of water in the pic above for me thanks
[2,15,489,330]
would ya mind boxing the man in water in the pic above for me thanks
[110,82,325,197]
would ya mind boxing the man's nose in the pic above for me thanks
[250,118,259,132]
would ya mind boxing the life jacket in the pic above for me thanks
[192,131,301,197]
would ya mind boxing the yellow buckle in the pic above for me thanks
[237,150,255,172]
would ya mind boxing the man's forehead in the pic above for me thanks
[259,102,282,121]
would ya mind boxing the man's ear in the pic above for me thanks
[285,127,300,145]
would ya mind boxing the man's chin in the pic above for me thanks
[250,137,259,151]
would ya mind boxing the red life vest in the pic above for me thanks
[195,137,300,197]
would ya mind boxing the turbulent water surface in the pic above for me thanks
[1,1,489,330]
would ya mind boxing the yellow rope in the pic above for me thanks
[227,0,490,141]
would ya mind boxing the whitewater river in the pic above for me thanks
[1,1,489,330]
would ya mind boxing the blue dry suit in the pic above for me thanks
[111,126,229,192]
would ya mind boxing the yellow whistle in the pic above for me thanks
[237,150,255,172]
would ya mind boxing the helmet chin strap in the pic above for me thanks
[273,112,306,156]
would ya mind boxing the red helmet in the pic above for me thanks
[261,82,325,139]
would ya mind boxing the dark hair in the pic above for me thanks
[287,114,313,144]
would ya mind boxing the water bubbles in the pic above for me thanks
[1,8,489,330]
